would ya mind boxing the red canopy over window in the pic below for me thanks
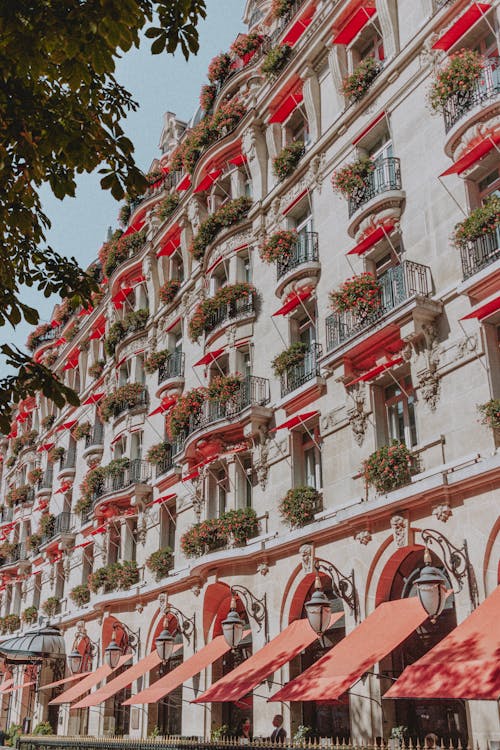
[273,289,311,316]
[269,76,304,124]
[228,154,248,167]
[176,174,192,192]
[122,207,147,238]
[441,133,500,176]
[63,349,81,371]
[333,6,376,45]
[152,492,177,506]
[346,357,403,387]
[56,420,78,432]
[82,393,104,405]
[194,169,223,194]
[148,396,176,417]
[271,410,319,432]
[282,2,317,46]
[194,348,225,366]
[432,3,491,51]
[347,223,395,255]
[112,286,133,310]
[461,291,500,320]
[156,224,182,258]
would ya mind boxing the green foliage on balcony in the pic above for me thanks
[181,508,258,558]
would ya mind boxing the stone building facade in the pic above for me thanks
[0,0,499,746]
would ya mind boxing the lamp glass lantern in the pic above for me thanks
[305,575,332,635]
[68,648,83,675]
[155,627,175,663]
[104,632,122,669]
[221,597,245,649]
[414,549,448,623]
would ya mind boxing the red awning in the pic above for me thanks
[56,420,78,432]
[72,648,178,709]
[112,286,133,310]
[122,636,230,705]
[54,337,66,347]
[282,2,316,46]
[432,3,491,51]
[228,154,248,167]
[82,393,104,405]
[49,654,132,705]
[152,492,177,506]
[347,223,395,255]
[78,306,93,317]
[5,680,37,694]
[194,348,225,366]
[37,443,54,452]
[273,289,311,316]
[271,410,319,432]
[333,6,376,44]
[157,224,182,258]
[148,396,176,417]
[385,586,500,701]
[90,525,107,536]
[269,89,304,124]
[194,169,223,194]
[346,357,403,387]
[63,349,81,371]
[122,207,147,238]
[89,323,106,340]
[461,291,500,320]
[176,174,191,192]
[40,673,91,691]
[441,133,500,176]
[269,597,428,702]
[0,679,13,692]
[194,615,342,704]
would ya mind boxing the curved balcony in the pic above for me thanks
[0,542,28,569]
[57,445,76,480]
[127,171,183,229]
[460,228,500,281]
[155,439,183,480]
[83,422,104,461]
[325,261,431,354]
[92,458,151,507]
[204,293,256,343]
[112,386,149,421]
[157,351,185,397]
[40,512,75,548]
[347,157,404,238]
[280,343,322,399]
[444,58,500,142]
[276,232,320,298]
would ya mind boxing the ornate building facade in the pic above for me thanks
[0,0,499,746]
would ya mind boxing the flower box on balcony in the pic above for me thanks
[146,442,173,465]
[342,57,381,102]
[260,230,297,264]
[27,534,42,554]
[190,197,252,262]
[70,584,91,607]
[272,342,308,376]
[429,49,483,113]
[331,156,375,198]
[478,398,500,430]
[88,560,139,594]
[181,508,258,558]
[146,546,174,579]
[261,44,292,79]
[279,486,321,528]
[100,382,147,421]
[200,83,217,113]
[271,0,295,18]
[156,192,180,222]
[159,280,181,306]
[453,196,500,249]
[22,606,38,625]
[88,360,105,379]
[100,228,147,278]
[2,614,20,633]
[41,597,59,618]
[207,374,243,404]
[27,468,43,485]
[188,282,256,342]
[208,52,232,85]
[363,440,414,494]
[6,484,31,508]
[273,140,304,181]
[167,388,207,439]
[39,513,55,538]
[330,272,382,319]
[104,308,149,356]
[41,414,55,431]
[231,32,263,59]
[72,421,92,441]
[78,465,106,509]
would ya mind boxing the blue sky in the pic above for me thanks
[1,0,245,375]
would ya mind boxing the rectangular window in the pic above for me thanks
[301,431,322,490]
[384,376,418,447]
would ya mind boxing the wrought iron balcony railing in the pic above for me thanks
[155,440,183,478]
[280,343,322,398]
[39,466,53,489]
[204,293,256,336]
[460,228,500,280]
[92,458,151,503]
[348,156,402,218]
[41,512,73,545]
[113,387,149,419]
[60,445,76,470]
[158,351,185,385]
[84,422,104,449]
[326,261,431,353]
[185,376,270,439]
[277,232,319,280]
[444,58,500,133]
[0,507,13,524]
[35,327,59,347]
[0,543,28,566]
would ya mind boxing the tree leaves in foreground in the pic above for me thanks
[0,0,207,430]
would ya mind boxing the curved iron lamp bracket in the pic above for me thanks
[314,560,359,622]
[230,584,269,642]
[420,529,478,609]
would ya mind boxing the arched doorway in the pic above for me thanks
[209,590,252,737]
[382,548,468,746]
[289,574,349,741]
[147,613,183,736]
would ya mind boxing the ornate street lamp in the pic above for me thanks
[221,596,246,649]
[414,547,448,623]
[304,571,332,636]
[68,621,97,674]
[221,585,268,648]
[155,602,195,664]
[104,621,138,669]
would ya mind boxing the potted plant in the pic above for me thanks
[0,541,17,559]
[27,534,42,553]
[33,722,53,736]
[271,0,294,18]
[3,614,20,633]
[41,414,55,431]
[207,374,242,404]
[27,468,43,485]
[74,495,92,517]
[79,465,106,506]
[329,272,381,319]
[22,606,38,625]
[200,83,217,112]
[146,546,174,578]
[41,597,59,617]
[104,456,129,478]
[88,359,105,379]
[212,98,247,133]
[144,349,170,374]
[159,280,181,305]
[39,513,55,538]
[272,342,308,376]
[207,52,232,84]
[217,507,259,545]
[104,319,126,356]
[146,442,172,465]
[157,192,180,222]
[48,445,64,463]
[342,57,382,101]
[188,282,255,341]
[72,421,92,441]
[189,197,252,261]
[273,140,305,181]
[279,486,320,528]
[167,388,207,439]
[181,508,258,558]
[230,32,262,60]
[429,48,483,112]
[478,398,500,430]
[69,584,91,607]
[363,440,414,493]
[99,382,147,421]
[259,230,297,264]
[6,484,31,507]
[331,156,375,198]
[452,195,500,249]
[261,44,291,79]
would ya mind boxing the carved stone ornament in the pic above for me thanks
[299,544,314,574]
[191,581,202,597]
[136,513,148,545]
[158,592,168,611]
[355,530,372,545]
[257,562,269,576]
[390,514,409,548]
[432,502,453,523]
[254,435,269,491]
[242,126,257,161]
[348,403,369,446]
[135,602,144,615]
[306,152,326,192]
